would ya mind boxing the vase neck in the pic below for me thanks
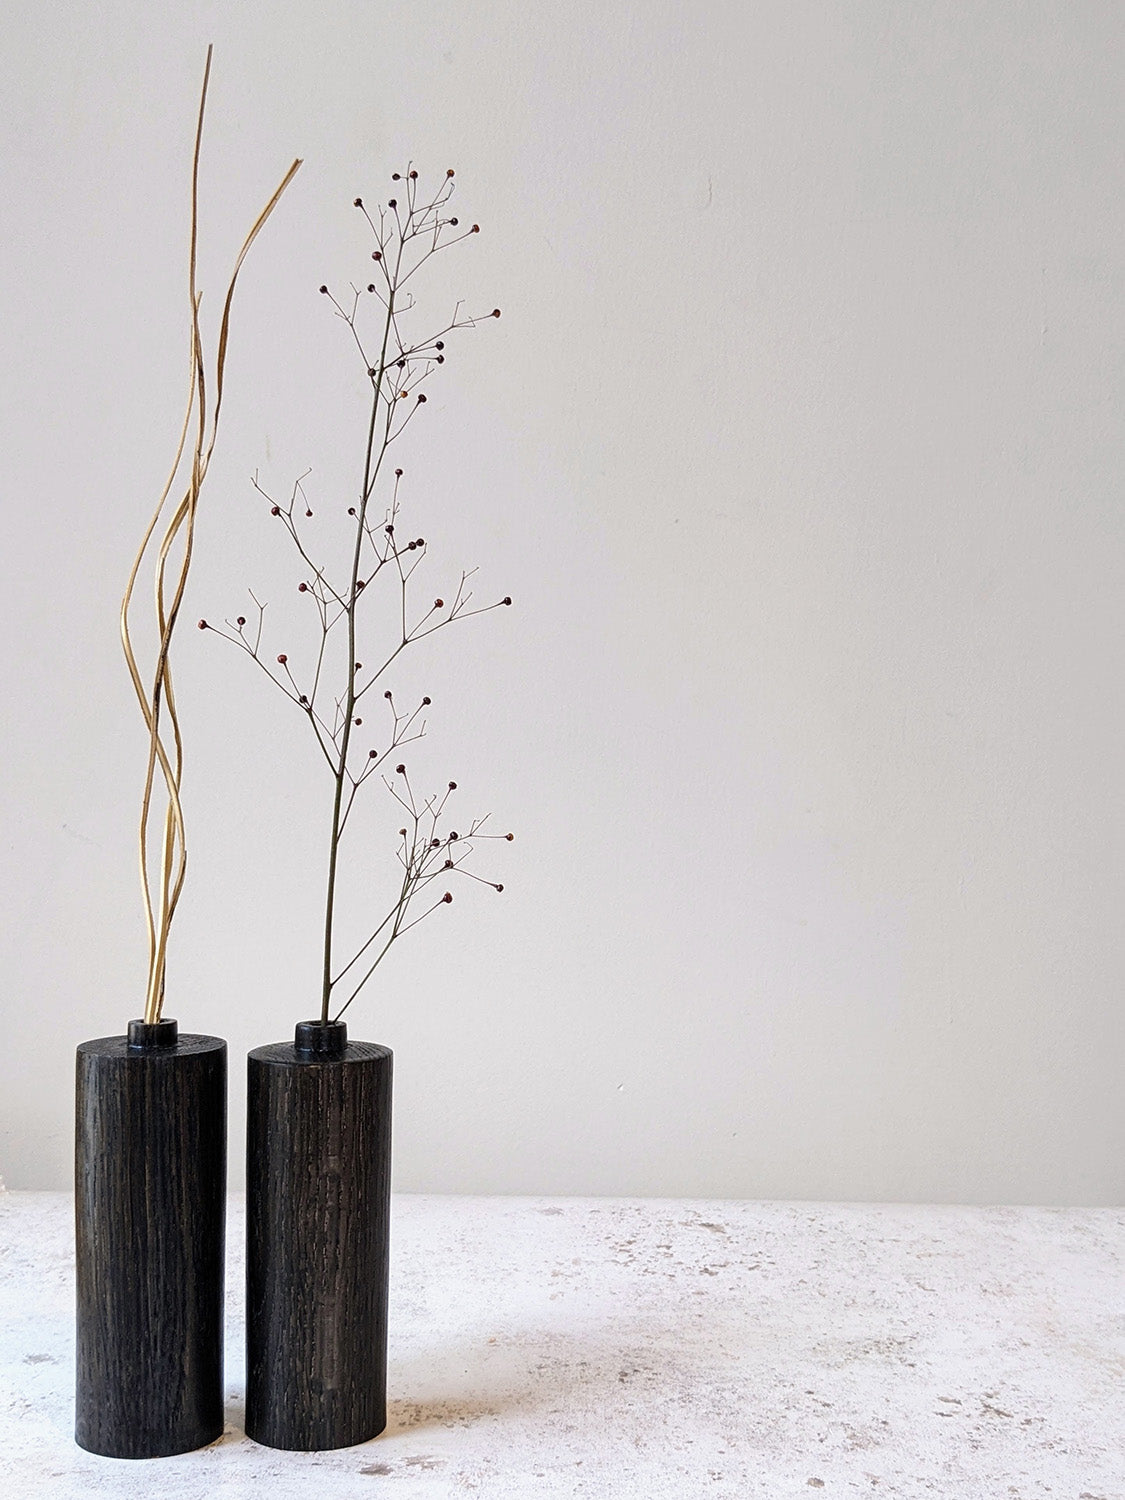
[294,1020,348,1058]
[127,1018,178,1051]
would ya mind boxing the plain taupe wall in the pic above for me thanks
[1,0,1122,1201]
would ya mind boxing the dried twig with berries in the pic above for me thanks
[203,167,511,1025]
[122,46,300,1025]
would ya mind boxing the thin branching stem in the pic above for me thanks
[210,170,509,1027]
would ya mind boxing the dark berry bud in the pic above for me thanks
[354,717,362,726]
[271,505,280,516]
[236,616,246,627]
[299,694,309,705]
[442,891,453,903]
[436,355,445,363]
[502,596,512,605]
[385,523,394,534]
[348,506,356,515]
[354,197,363,207]
[392,173,401,181]
[197,619,207,629]
[372,250,382,261]
[416,393,427,403]
[450,217,458,226]
[277,654,287,664]
[384,690,393,699]
[298,582,308,592]
[367,367,376,377]
[397,358,405,368]
[305,509,313,517]
[472,224,480,233]
[431,838,440,848]
[409,169,418,179]
[408,540,417,550]
[448,781,457,790]
[370,749,378,759]
[388,198,397,208]
[396,763,405,774]
[436,341,445,350]
[449,831,459,841]
[395,467,404,477]
[434,598,444,608]
[319,285,328,294]
[446,168,455,177]
[444,859,453,868]
[416,537,425,546]
[355,662,363,670]
[356,579,366,590]
[367,284,376,293]
[492,308,501,318]
[422,696,431,705]
[505,833,514,841]
[399,828,407,836]
[495,884,504,892]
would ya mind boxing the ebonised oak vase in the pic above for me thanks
[246,1019,393,1451]
[74,1018,227,1458]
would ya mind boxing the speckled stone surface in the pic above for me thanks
[1,1190,1122,1498]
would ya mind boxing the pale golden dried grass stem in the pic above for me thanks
[119,44,301,1023]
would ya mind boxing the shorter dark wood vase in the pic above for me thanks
[75,1018,227,1459]
[246,1020,393,1451]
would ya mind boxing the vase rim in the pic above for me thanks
[294,1019,348,1058]
[127,1017,179,1051]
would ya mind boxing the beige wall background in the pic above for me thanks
[1,0,1122,1202]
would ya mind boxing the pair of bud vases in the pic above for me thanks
[74,1017,392,1457]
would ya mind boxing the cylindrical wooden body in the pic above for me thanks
[246,1021,393,1451]
[75,1019,227,1459]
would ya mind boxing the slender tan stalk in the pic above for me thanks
[120,45,301,1024]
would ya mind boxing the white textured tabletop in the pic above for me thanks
[0,1191,1122,1499]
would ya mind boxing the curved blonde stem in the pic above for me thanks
[120,43,302,1024]
[120,319,199,978]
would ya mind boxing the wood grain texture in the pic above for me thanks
[74,1027,227,1458]
[246,1034,392,1451]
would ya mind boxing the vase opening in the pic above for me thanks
[293,1019,348,1058]
[126,1017,179,1051]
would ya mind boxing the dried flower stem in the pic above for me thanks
[121,45,301,1024]
[208,169,509,1024]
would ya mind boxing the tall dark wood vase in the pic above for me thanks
[74,1018,227,1458]
[246,1020,392,1451]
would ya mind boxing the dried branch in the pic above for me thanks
[209,167,510,1025]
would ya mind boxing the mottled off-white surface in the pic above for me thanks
[0,1192,1122,1499]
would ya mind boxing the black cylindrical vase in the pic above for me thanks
[75,1018,227,1459]
[246,1020,392,1451]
